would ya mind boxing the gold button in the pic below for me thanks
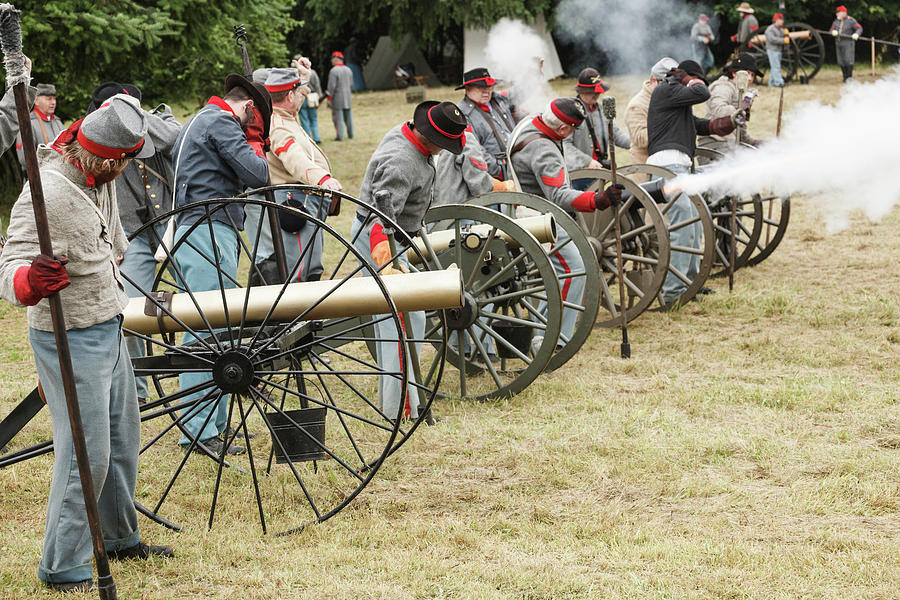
[154,204,160,209]
[138,164,144,169]
[145,184,151,189]
[150,193,156,199]
[120,152,126,158]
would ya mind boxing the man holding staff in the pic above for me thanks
[830,5,863,82]
[0,94,173,592]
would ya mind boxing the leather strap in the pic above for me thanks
[509,133,546,155]
[144,290,175,344]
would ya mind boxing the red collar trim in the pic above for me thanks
[207,96,239,120]
[473,100,491,113]
[588,103,597,112]
[532,116,564,141]
[402,122,431,157]
[333,61,345,66]
[34,107,54,121]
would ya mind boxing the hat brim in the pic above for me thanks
[413,101,464,155]
[455,78,499,91]
[737,7,754,13]
[134,134,156,159]
[225,74,272,139]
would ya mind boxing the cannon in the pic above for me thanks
[741,22,825,84]
[0,189,463,535]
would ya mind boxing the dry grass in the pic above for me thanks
[1,66,898,599]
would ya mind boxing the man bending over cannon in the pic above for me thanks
[351,101,467,421]
[0,94,172,593]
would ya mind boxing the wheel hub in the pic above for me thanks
[212,350,255,394]
[445,291,478,330]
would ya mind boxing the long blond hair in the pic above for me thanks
[61,139,130,177]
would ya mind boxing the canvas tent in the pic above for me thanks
[363,35,438,90]
[463,15,564,79]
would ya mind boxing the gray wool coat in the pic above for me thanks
[563,103,630,171]
[434,133,495,206]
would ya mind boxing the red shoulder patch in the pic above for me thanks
[469,157,488,170]
[541,167,566,188]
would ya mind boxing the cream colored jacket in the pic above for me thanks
[624,81,653,165]
[266,107,332,186]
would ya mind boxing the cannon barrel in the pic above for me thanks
[750,29,812,46]
[407,213,557,264]
[123,269,463,336]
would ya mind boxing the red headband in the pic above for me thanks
[427,106,464,139]
[550,101,581,126]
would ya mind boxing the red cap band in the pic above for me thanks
[550,100,581,126]
[773,13,783,19]
[265,77,302,92]
[463,76,497,87]
[76,127,143,159]
[332,51,344,58]
[836,5,847,12]
[427,106,464,139]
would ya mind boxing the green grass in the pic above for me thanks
[0,67,898,598]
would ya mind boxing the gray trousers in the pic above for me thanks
[653,164,701,301]
[31,316,140,584]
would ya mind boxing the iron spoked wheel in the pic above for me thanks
[618,164,716,307]
[471,192,599,372]
[747,195,790,266]
[784,23,825,83]
[706,193,764,277]
[124,192,446,535]
[569,168,670,327]
[418,204,562,400]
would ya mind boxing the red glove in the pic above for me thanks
[14,254,70,306]
[708,115,738,136]
[730,34,737,42]
[245,107,267,158]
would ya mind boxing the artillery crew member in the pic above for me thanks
[352,101,467,421]
[326,50,354,140]
[248,67,342,284]
[765,13,786,87]
[624,57,678,166]
[730,2,759,48]
[647,59,741,304]
[564,67,631,176]
[172,74,271,456]
[86,82,182,405]
[456,67,520,180]
[15,83,64,171]
[830,6,863,82]
[508,98,622,345]
[0,94,173,592]
[434,129,512,206]
[702,54,762,149]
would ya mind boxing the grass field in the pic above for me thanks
[1,66,898,599]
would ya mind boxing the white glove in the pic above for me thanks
[851,33,859,40]
[831,29,839,37]
[321,176,342,192]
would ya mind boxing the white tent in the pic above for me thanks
[363,35,438,90]
[463,15,564,80]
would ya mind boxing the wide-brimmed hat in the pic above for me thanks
[548,97,586,126]
[456,67,497,90]
[87,81,142,114]
[36,83,56,96]
[737,2,754,14]
[264,68,302,93]
[724,53,763,77]
[225,74,272,138]
[574,68,610,94]
[78,93,154,159]
[413,100,468,154]
[676,59,708,84]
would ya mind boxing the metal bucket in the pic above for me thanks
[266,407,327,464]
[491,321,533,359]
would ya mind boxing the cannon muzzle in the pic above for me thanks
[408,213,557,264]
[123,269,463,336]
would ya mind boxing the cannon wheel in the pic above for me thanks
[123,192,447,535]
[471,192,600,372]
[418,204,562,400]
[569,168,670,327]
[744,22,825,83]
[617,164,716,307]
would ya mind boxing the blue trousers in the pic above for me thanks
[298,103,321,143]
[651,164,701,301]
[332,107,354,140]
[174,221,239,444]
[767,49,784,87]
[32,317,140,584]
[120,223,166,399]
[351,217,423,420]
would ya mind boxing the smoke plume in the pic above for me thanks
[554,0,718,75]
[676,68,900,233]
[483,18,555,114]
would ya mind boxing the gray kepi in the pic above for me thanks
[76,93,154,159]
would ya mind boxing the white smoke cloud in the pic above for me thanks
[554,0,718,75]
[483,18,555,114]
[676,68,900,233]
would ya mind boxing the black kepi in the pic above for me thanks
[413,100,468,154]
[724,53,764,77]
[676,59,708,84]
[574,68,610,94]
[456,67,498,90]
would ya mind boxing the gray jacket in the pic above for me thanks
[765,23,784,51]
[457,93,517,179]
[563,102,630,171]
[0,147,129,331]
[3,85,38,155]
[691,22,714,57]
[326,64,353,110]
[434,133,495,206]
[356,122,436,233]
[116,104,181,234]
[736,15,759,44]
[831,17,862,65]
[509,117,585,214]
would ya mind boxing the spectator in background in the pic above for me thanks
[16,83,64,171]
[691,14,715,74]
[830,6,862,82]
[730,3,759,50]
[326,51,354,140]
[296,55,323,143]
[765,13,786,87]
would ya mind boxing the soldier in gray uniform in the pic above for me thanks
[351,101,467,421]
[434,131,506,206]
[691,14,715,73]
[564,68,630,178]
[15,83,64,171]
[508,98,622,347]
[830,6,863,82]
[456,67,521,180]
[765,13,786,87]
[86,82,182,404]
[326,51,354,140]
[730,2,759,49]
